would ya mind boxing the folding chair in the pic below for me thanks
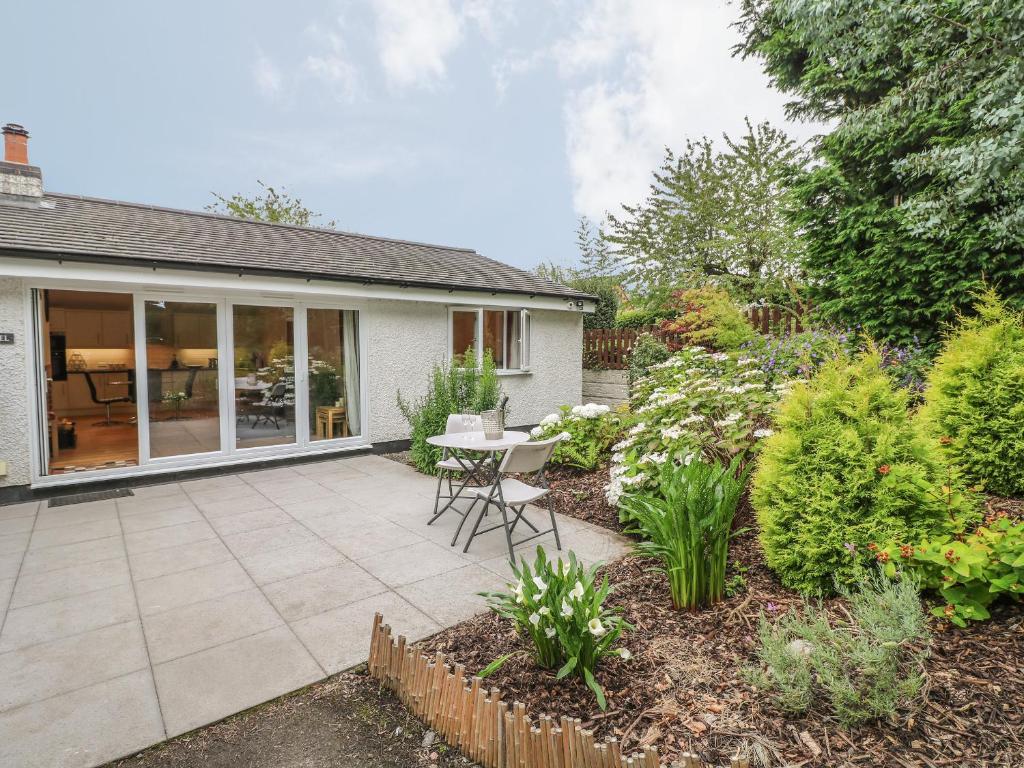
[430,413,490,519]
[453,434,565,562]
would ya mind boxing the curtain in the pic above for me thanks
[342,310,360,436]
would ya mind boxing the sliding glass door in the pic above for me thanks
[144,300,221,458]
[307,308,361,440]
[35,291,364,481]
[232,304,296,450]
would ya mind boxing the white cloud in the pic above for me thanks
[304,22,361,101]
[253,51,283,96]
[371,0,464,88]
[551,0,823,220]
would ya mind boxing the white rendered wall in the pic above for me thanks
[0,278,31,488]
[364,301,584,442]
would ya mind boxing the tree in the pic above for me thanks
[535,227,621,329]
[604,119,808,305]
[207,180,337,228]
[736,0,1024,348]
[575,216,616,277]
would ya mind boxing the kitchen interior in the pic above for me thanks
[43,289,222,473]
[45,289,139,473]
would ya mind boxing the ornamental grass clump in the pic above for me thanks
[530,403,625,471]
[621,457,748,610]
[919,290,1024,497]
[752,349,976,593]
[481,547,631,709]
[746,572,930,727]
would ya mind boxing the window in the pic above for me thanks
[449,308,530,371]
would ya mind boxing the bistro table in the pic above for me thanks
[425,430,529,522]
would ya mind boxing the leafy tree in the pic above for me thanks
[604,119,808,305]
[736,0,1024,348]
[207,180,337,228]
[535,236,620,329]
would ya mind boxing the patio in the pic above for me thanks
[0,453,627,768]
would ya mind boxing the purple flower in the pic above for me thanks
[843,542,857,556]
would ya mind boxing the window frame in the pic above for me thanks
[447,306,531,373]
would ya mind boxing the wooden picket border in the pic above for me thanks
[367,613,750,768]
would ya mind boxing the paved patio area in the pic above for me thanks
[0,453,627,768]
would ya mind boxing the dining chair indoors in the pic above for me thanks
[431,413,488,518]
[454,434,565,562]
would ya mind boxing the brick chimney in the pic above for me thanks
[3,123,29,164]
[0,123,43,199]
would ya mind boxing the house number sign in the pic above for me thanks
[0,333,14,344]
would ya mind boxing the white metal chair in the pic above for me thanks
[430,413,490,519]
[453,434,565,562]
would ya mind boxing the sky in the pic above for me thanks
[5,1,821,271]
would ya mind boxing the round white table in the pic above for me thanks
[425,430,529,518]
[425,430,529,453]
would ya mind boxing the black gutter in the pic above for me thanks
[0,247,597,303]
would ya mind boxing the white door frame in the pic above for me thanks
[25,283,370,488]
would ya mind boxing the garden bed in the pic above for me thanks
[418,521,1024,767]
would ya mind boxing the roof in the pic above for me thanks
[0,192,591,300]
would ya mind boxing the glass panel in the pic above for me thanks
[43,289,139,474]
[483,310,505,368]
[233,304,295,449]
[504,310,521,370]
[145,301,221,458]
[452,310,477,363]
[307,308,361,440]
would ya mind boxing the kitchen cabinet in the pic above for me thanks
[102,311,133,347]
[62,309,133,348]
[172,313,217,348]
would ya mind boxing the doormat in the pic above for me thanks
[48,488,135,507]
[53,460,137,474]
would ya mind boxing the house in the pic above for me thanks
[0,124,592,501]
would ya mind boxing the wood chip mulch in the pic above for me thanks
[416,474,1024,768]
[541,463,623,532]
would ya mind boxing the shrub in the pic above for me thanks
[622,457,748,610]
[919,291,1024,497]
[746,573,930,726]
[739,328,849,387]
[530,404,625,471]
[482,547,631,709]
[615,306,671,328]
[659,287,756,351]
[875,514,1024,626]
[573,277,619,330]
[609,346,782,508]
[397,350,501,475]
[626,332,670,385]
[752,350,976,593]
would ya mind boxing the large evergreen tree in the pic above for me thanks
[736,0,1024,347]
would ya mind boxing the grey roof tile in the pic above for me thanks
[0,192,590,300]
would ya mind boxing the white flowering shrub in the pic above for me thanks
[482,547,631,709]
[530,403,626,471]
[608,346,794,509]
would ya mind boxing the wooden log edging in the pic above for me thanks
[367,613,750,768]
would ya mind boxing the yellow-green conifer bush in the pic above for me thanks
[919,292,1024,498]
[752,350,975,593]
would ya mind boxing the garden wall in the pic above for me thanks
[582,369,628,407]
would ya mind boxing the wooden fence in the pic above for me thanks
[583,305,807,370]
[368,613,750,768]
